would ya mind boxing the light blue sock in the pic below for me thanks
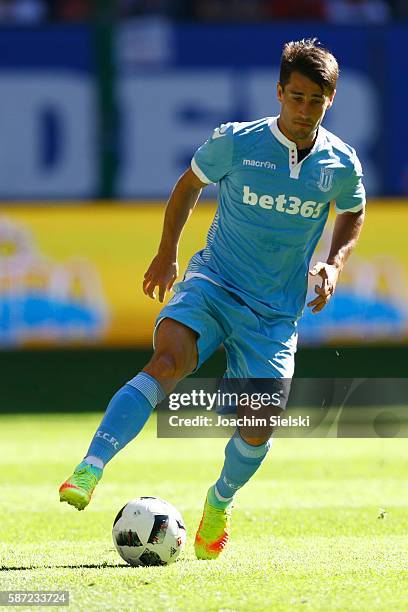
[85,372,165,466]
[212,432,272,508]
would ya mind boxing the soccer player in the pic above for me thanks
[60,39,365,560]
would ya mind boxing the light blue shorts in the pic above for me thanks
[154,277,297,378]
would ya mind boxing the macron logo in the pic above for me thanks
[243,159,276,170]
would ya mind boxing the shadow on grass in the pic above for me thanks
[0,559,190,571]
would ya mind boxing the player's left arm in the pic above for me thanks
[307,207,365,313]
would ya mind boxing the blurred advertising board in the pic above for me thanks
[0,201,407,348]
[1,24,408,198]
[0,25,96,199]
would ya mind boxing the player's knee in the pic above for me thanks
[144,352,178,379]
[144,350,193,382]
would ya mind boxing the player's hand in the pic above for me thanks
[143,252,179,302]
[307,261,340,314]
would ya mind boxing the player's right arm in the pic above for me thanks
[143,168,206,302]
[144,122,235,302]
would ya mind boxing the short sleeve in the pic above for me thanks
[335,150,366,214]
[191,122,235,184]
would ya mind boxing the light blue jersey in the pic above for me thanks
[187,116,366,320]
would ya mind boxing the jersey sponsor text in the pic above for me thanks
[242,185,325,219]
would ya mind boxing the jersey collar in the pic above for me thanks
[268,116,325,152]
[268,116,325,179]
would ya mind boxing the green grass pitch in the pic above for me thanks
[1,413,408,611]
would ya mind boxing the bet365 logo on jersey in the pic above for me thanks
[242,185,325,219]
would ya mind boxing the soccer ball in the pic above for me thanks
[112,496,187,566]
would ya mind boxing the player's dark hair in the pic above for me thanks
[279,38,339,95]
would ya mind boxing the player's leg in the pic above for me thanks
[194,411,280,561]
[213,317,296,503]
[60,277,226,511]
[59,318,198,510]
[211,379,290,512]
[195,310,295,559]
[201,403,281,538]
[83,317,198,463]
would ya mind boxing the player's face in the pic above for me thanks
[277,71,335,147]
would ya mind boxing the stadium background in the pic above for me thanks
[1,0,407,412]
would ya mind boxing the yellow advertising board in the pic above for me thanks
[0,200,407,348]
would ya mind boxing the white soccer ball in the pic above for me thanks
[112,496,187,566]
